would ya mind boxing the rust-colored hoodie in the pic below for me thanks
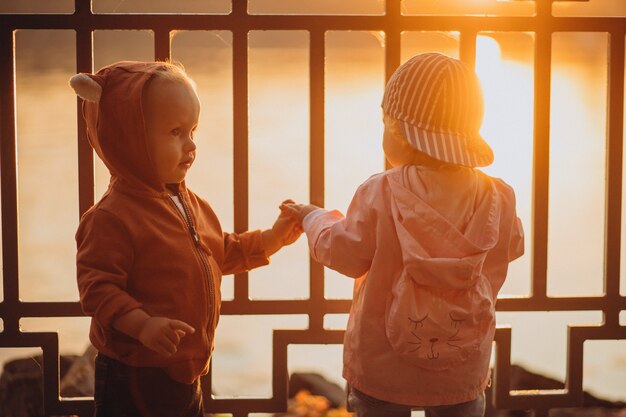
[75,61,269,384]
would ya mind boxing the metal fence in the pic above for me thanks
[0,1,625,416]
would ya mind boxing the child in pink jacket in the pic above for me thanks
[284,53,524,417]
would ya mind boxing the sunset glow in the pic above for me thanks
[1,1,625,412]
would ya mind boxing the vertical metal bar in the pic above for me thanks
[460,30,477,70]
[200,368,213,410]
[565,327,585,404]
[384,0,401,171]
[272,332,289,411]
[604,32,624,328]
[154,29,171,62]
[76,27,94,217]
[232,10,250,300]
[537,0,552,18]
[75,0,90,15]
[387,0,401,16]
[309,31,325,222]
[309,29,325,327]
[74,5,96,416]
[492,327,512,408]
[384,0,401,82]
[0,29,19,334]
[42,334,60,416]
[531,28,551,301]
[73,7,96,417]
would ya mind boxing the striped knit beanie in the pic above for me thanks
[382,52,493,167]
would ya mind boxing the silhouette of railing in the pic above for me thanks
[0,1,625,416]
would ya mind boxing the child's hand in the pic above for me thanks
[137,317,195,357]
[280,202,320,221]
[261,199,304,257]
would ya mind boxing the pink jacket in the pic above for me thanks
[303,164,524,406]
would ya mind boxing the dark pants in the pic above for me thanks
[348,387,485,417]
[94,353,204,417]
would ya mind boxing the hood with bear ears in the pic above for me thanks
[71,61,178,194]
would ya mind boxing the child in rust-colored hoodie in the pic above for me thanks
[284,53,524,417]
[70,61,301,417]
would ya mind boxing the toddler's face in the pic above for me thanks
[143,77,200,185]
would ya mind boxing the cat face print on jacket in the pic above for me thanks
[385,272,495,371]
[407,312,470,361]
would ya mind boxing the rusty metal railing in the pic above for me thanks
[0,1,625,416]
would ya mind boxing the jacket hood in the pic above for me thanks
[388,165,501,289]
[81,61,174,193]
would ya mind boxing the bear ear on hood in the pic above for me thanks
[69,73,102,102]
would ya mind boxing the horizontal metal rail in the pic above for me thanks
[1,14,625,32]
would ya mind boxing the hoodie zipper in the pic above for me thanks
[168,193,215,349]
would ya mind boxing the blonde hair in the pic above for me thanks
[152,60,197,90]
[383,113,449,168]
[383,113,406,141]
[383,113,417,153]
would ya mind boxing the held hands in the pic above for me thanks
[137,317,195,357]
[280,202,320,222]
[261,199,304,257]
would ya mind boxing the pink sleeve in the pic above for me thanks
[303,186,376,278]
[500,180,524,262]
[490,178,525,263]
[76,209,143,339]
[508,216,525,262]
